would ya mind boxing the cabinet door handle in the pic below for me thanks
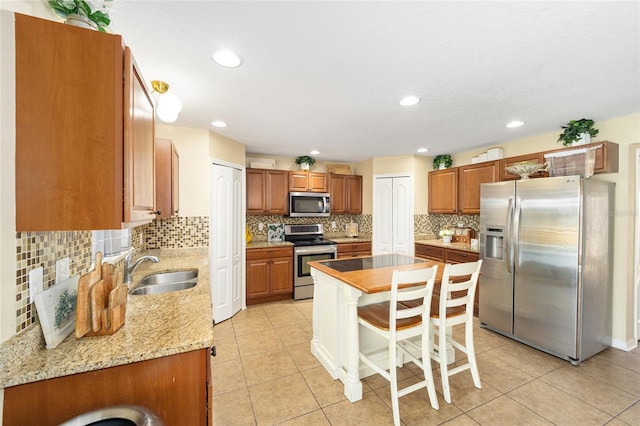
[152,210,161,215]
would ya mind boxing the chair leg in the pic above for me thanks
[389,341,400,426]
[466,319,482,389]
[422,332,439,410]
[438,324,452,404]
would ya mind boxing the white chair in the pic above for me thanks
[357,266,439,426]
[430,260,483,403]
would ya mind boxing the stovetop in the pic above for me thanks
[284,224,336,246]
[289,238,336,247]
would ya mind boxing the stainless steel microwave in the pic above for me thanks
[289,192,331,217]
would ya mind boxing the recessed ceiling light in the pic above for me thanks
[506,121,525,128]
[399,96,421,106]
[310,150,320,155]
[417,148,429,153]
[211,120,228,128]
[212,50,242,68]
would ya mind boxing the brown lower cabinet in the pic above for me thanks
[246,246,293,305]
[337,241,372,258]
[415,243,480,317]
[3,349,211,425]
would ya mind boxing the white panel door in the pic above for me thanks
[373,177,393,254]
[211,163,243,323]
[392,177,412,255]
[373,175,414,256]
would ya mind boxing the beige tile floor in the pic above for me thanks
[211,300,640,425]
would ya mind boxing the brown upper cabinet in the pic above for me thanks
[429,141,619,215]
[428,168,458,213]
[246,169,288,215]
[14,14,156,231]
[330,175,363,214]
[457,162,500,214]
[155,138,180,219]
[289,171,329,192]
[543,141,619,174]
[499,153,548,181]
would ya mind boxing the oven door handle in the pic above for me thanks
[294,245,337,255]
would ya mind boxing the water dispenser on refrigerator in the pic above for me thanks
[484,226,504,260]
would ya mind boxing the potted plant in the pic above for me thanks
[295,155,316,171]
[48,0,112,32]
[433,154,453,170]
[557,118,599,147]
[439,228,454,243]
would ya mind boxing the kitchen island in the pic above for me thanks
[0,249,214,425]
[309,254,445,402]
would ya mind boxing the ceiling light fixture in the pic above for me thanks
[310,150,320,155]
[213,49,242,68]
[151,80,183,123]
[211,120,228,128]
[399,96,421,106]
[417,148,429,153]
[506,120,525,128]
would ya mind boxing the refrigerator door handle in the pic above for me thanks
[513,196,522,273]
[505,196,514,274]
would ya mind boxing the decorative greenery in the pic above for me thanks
[557,118,599,146]
[54,289,77,329]
[432,154,453,170]
[295,155,316,166]
[48,0,112,32]
[439,229,454,237]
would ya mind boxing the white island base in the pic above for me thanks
[310,261,454,403]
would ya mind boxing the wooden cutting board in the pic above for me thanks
[89,279,104,332]
[101,262,115,300]
[75,252,102,338]
[107,272,127,332]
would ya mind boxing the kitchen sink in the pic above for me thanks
[129,269,198,296]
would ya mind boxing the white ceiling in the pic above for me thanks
[110,1,640,163]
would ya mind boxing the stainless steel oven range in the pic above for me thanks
[285,224,337,300]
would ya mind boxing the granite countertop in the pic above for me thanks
[0,248,214,389]
[326,234,372,243]
[246,240,294,249]
[415,238,479,254]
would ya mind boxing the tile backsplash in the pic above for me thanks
[246,214,372,238]
[15,231,92,333]
[137,216,209,249]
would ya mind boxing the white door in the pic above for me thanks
[392,177,412,254]
[373,175,414,256]
[635,148,640,344]
[211,163,244,323]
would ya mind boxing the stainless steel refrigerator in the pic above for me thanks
[479,175,614,364]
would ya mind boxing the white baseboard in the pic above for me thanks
[611,337,638,352]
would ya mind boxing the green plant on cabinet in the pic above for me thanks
[433,154,453,170]
[557,118,599,146]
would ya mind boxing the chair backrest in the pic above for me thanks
[389,265,438,331]
[439,260,483,318]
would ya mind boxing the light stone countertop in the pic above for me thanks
[415,238,480,254]
[326,235,372,243]
[246,240,294,249]
[0,248,214,389]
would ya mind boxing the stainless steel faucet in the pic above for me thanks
[124,252,160,285]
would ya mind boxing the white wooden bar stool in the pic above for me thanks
[357,266,439,426]
[430,260,483,403]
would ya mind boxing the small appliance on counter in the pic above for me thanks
[452,226,475,244]
[345,222,359,238]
